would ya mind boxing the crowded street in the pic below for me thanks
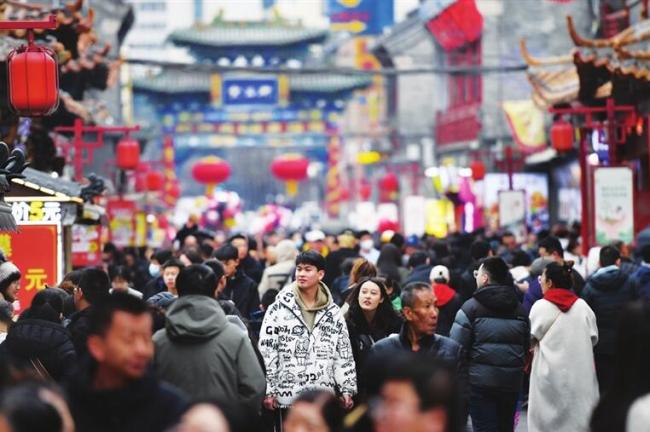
[0,0,649,431]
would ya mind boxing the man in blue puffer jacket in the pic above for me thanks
[633,244,650,300]
[450,257,530,432]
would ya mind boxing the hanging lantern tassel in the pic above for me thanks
[286,180,298,197]
[206,183,216,197]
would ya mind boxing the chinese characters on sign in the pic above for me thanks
[11,201,62,223]
[107,199,136,248]
[211,75,289,107]
[72,224,102,267]
[0,224,61,314]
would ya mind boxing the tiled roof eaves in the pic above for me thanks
[169,28,328,48]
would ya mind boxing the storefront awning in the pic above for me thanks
[422,0,483,51]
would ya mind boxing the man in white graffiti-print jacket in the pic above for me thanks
[259,250,357,409]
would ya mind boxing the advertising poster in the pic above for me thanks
[593,166,634,244]
[107,200,136,248]
[498,190,527,241]
[0,223,62,314]
[403,196,426,237]
[72,224,102,267]
[328,0,394,35]
[483,173,548,230]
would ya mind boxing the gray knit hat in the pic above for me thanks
[0,261,20,291]
[530,257,554,277]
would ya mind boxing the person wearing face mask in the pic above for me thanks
[344,278,402,399]
[358,231,380,265]
[142,249,173,301]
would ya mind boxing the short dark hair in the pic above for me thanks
[470,240,491,261]
[600,245,621,267]
[1,382,65,432]
[62,270,83,287]
[88,292,149,337]
[407,251,430,268]
[295,250,326,271]
[641,244,650,264]
[401,282,432,309]
[538,236,563,256]
[228,233,247,243]
[199,241,214,258]
[180,247,203,264]
[544,261,574,291]
[162,258,185,270]
[203,259,225,281]
[152,249,173,265]
[293,390,344,432]
[511,250,532,268]
[21,289,63,323]
[480,257,511,285]
[108,265,132,283]
[78,268,111,306]
[213,244,239,262]
[176,264,218,297]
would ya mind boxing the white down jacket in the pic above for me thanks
[258,283,357,407]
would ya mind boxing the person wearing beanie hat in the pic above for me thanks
[0,261,21,303]
[65,268,111,356]
[429,265,462,337]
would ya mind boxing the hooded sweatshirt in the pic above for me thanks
[293,282,331,331]
[153,295,265,411]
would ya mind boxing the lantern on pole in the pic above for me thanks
[551,119,574,152]
[2,16,59,117]
[116,136,140,170]
[192,156,231,196]
[470,160,486,181]
[270,154,309,197]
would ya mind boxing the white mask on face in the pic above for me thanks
[360,239,374,251]
[149,263,161,277]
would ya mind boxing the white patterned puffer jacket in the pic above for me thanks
[258,282,357,407]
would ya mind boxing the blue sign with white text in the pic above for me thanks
[223,77,279,106]
[328,0,394,35]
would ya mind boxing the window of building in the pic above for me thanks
[446,39,481,108]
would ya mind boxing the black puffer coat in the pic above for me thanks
[581,267,638,356]
[450,284,530,393]
[4,318,76,381]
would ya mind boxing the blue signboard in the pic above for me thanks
[223,77,280,106]
[328,0,394,35]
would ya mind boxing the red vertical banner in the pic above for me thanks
[326,133,343,218]
[72,224,102,267]
[0,223,61,314]
[107,199,136,248]
[161,135,180,207]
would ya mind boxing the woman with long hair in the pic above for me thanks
[344,277,402,399]
[340,258,378,303]
[528,261,599,432]
[591,299,650,432]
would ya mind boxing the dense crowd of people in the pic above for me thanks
[0,221,649,431]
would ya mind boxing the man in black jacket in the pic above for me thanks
[450,257,529,432]
[581,245,638,393]
[66,293,187,432]
[215,244,260,319]
[230,234,264,284]
[66,268,110,357]
[370,282,466,384]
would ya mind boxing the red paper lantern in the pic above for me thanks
[359,180,372,201]
[379,172,399,192]
[116,137,140,170]
[167,182,181,199]
[339,187,350,201]
[270,154,309,197]
[145,171,164,192]
[470,160,486,181]
[7,43,58,116]
[551,119,574,152]
[192,157,231,185]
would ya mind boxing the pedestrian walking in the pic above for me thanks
[450,257,530,432]
[153,264,265,413]
[215,244,260,318]
[258,250,356,418]
[527,262,599,432]
[344,277,402,398]
[66,293,187,432]
[429,265,462,337]
[581,245,638,393]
